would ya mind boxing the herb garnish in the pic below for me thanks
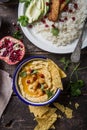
[46,89,54,99]
[60,57,71,70]
[66,0,71,4]
[69,80,85,96]
[13,30,23,40]
[19,0,32,8]
[19,0,29,2]
[60,57,86,96]
[31,70,38,74]
[68,63,85,96]
[18,16,29,27]
[19,71,27,77]
[41,84,44,91]
[51,28,59,36]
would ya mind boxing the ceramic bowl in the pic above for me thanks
[13,56,61,106]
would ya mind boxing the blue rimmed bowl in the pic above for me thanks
[13,56,61,106]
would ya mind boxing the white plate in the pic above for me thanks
[18,3,87,54]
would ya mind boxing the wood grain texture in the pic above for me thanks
[0,2,87,130]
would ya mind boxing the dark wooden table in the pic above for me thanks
[0,1,87,130]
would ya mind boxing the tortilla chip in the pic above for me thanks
[29,105,50,117]
[48,59,63,90]
[50,125,55,129]
[34,124,40,130]
[65,107,73,119]
[58,68,66,78]
[34,124,55,130]
[35,113,57,130]
[29,105,57,130]
[54,102,73,119]
[35,108,57,119]
[53,102,65,113]
[75,102,79,109]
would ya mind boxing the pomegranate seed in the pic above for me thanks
[33,76,37,81]
[1,43,8,48]
[44,15,47,19]
[39,74,45,78]
[12,22,16,26]
[28,24,32,28]
[64,17,68,21]
[9,49,21,62]
[52,24,55,28]
[63,6,68,11]
[74,3,78,10]
[60,0,65,4]
[20,39,23,42]
[29,69,33,73]
[45,24,49,28]
[8,45,13,52]
[16,27,20,31]
[59,19,64,22]
[27,80,31,84]
[69,9,73,13]
[72,17,76,21]
[4,38,10,44]
[2,50,9,57]
[18,44,23,48]
[46,2,50,6]
[41,19,46,24]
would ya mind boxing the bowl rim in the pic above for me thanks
[13,56,61,106]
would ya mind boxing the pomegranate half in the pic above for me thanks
[0,36,25,65]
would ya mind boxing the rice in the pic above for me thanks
[33,0,87,46]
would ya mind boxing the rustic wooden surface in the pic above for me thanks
[0,1,87,130]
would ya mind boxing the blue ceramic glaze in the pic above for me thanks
[13,56,61,106]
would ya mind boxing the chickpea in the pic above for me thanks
[38,77,45,84]
[33,80,39,90]
[44,83,48,88]
[37,89,44,96]
[29,76,34,83]
[32,75,37,82]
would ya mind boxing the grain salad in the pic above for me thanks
[33,0,87,46]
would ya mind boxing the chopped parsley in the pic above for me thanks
[51,27,59,36]
[59,57,71,70]
[66,0,71,4]
[18,16,29,27]
[31,69,38,74]
[19,71,27,77]
[41,84,44,91]
[46,89,54,99]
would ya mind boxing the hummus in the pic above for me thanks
[18,59,66,103]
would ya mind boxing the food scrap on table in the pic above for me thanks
[53,102,73,119]
[29,105,57,130]
[75,102,79,110]
[28,101,75,130]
